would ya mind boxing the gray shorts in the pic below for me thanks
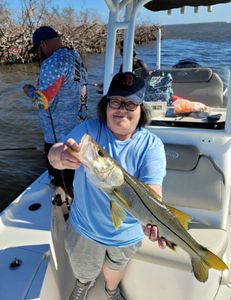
[64,221,142,281]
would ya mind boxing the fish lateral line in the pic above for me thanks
[122,171,215,261]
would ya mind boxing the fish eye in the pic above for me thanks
[98,150,104,157]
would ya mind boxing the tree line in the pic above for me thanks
[0,0,158,64]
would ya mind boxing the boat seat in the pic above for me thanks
[151,68,224,107]
[132,229,228,274]
[122,229,228,300]
[163,143,225,227]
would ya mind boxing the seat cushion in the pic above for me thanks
[134,228,228,272]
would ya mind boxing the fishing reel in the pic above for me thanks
[52,186,72,221]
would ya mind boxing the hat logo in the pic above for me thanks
[123,74,134,87]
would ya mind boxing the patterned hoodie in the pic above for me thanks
[28,47,88,143]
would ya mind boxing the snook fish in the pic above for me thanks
[71,134,228,282]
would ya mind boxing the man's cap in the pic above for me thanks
[106,72,145,104]
[29,26,60,53]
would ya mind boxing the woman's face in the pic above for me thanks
[106,96,141,140]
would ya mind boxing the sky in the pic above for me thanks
[8,0,231,25]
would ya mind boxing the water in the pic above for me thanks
[0,22,231,211]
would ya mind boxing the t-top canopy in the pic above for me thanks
[144,0,231,11]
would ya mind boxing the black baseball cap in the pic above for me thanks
[106,72,145,104]
[29,26,60,53]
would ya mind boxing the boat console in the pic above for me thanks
[150,108,226,129]
[145,66,228,129]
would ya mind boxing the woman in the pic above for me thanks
[48,72,167,300]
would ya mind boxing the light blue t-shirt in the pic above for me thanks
[66,119,166,247]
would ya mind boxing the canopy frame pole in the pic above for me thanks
[103,0,150,93]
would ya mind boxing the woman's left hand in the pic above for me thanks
[144,224,168,249]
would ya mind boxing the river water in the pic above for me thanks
[0,22,231,211]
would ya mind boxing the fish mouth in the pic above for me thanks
[78,134,124,188]
[78,135,99,168]
[78,134,115,177]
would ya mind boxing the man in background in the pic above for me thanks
[23,26,88,198]
[119,40,149,78]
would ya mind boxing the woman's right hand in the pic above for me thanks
[48,138,82,170]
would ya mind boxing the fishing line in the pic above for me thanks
[48,108,68,193]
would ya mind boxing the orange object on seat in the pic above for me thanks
[172,96,208,114]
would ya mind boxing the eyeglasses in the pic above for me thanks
[108,98,139,111]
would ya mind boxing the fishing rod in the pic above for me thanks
[86,82,103,87]
[86,82,103,94]
[0,147,40,151]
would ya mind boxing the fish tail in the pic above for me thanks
[191,248,228,282]
[204,249,228,271]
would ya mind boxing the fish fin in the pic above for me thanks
[203,248,228,271]
[191,258,209,282]
[113,189,132,208]
[191,248,228,282]
[167,205,192,230]
[110,200,126,229]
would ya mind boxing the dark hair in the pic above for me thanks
[97,96,151,127]
[119,40,137,57]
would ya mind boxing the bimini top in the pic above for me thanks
[144,0,231,11]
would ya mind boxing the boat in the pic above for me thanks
[1,1,231,299]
